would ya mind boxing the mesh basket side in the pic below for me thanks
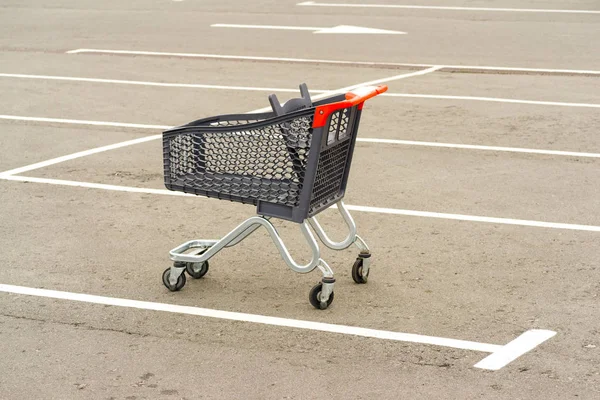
[164,115,314,207]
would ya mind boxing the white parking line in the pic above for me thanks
[2,175,600,233]
[3,72,600,109]
[0,175,191,196]
[385,93,600,108]
[0,73,309,93]
[297,1,600,14]
[474,330,557,370]
[66,49,600,76]
[250,66,441,113]
[1,115,599,176]
[336,203,600,232]
[0,114,169,130]
[0,135,163,177]
[356,139,600,159]
[0,283,555,370]
[316,66,441,99]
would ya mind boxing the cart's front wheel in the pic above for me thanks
[352,258,369,284]
[162,268,186,291]
[186,260,209,279]
[309,283,334,310]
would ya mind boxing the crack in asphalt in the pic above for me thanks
[0,312,151,339]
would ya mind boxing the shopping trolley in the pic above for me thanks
[161,83,387,309]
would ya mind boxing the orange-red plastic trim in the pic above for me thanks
[312,85,388,128]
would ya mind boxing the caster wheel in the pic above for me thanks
[162,268,186,292]
[309,283,334,310]
[352,258,369,284]
[186,260,209,279]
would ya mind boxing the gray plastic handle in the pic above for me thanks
[269,83,313,116]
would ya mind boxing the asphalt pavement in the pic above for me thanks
[0,1,599,399]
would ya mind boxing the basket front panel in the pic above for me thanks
[309,138,351,213]
[309,107,356,215]
[165,115,314,207]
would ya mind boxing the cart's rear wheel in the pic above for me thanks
[352,258,368,284]
[162,268,186,291]
[309,283,334,310]
[186,260,209,279]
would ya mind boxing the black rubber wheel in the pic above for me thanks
[309,283,334,310]
[352,258,369,284]
[162,268,186,292]
[186,260,209,279]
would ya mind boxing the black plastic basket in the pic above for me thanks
[163,85,387,223]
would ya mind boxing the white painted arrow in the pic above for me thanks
[211,23,405,35]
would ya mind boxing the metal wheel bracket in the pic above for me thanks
[169,265,186,286]
[358,249,372,277]
[319,279,335,305]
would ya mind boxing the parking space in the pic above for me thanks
[1,0,599,398]
[1,179,598,397]
[18,133,599,226]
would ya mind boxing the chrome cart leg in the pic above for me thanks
[242,217,336,309]
[225,216,271,248]
[308,200,372,284]
[354,234,370,253]
[307,200,357,251]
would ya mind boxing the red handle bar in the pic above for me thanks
[312,85,388,128]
